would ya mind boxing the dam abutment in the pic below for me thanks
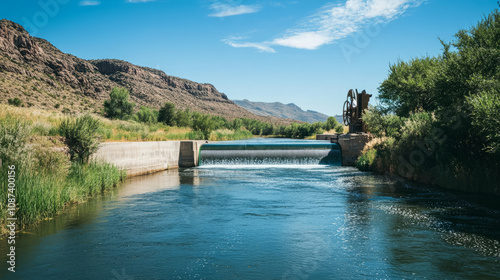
[316,133,373,166]
[92,140,207,177]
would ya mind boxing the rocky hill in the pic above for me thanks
[0,19,294,125]
[233,99,330,123]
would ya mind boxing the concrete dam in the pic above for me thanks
[198,139,342,166]
[92,137,368,176]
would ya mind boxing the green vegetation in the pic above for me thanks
[357,7,500,194]
[103,87,135,120]
[0,116,125,232]
[7,97,22,107]
[59,115,101,163]
[158,102,176,126]
[127,100,344,141]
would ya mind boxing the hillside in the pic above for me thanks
[233,99,331,123]
[0,19,294,125]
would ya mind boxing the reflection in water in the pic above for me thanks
[116,169,181,200]
[1,166,499,280]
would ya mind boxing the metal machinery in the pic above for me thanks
[342,89,372,133]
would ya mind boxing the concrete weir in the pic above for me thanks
[92,140,207,177]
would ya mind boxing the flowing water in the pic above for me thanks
[1,139,500,279]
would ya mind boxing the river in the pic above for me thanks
[1,140,500,279]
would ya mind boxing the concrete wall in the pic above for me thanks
[93,140,206,177]
[318,133,372,166]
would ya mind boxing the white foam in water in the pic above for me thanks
[197,164,332,169]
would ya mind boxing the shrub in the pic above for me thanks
[0,117,32,166]
[363,106,404,138]
[103,88,134,120]
[59,115,101,163]
[175,108,192,127]
[8,97,23,107]
[325,116,343,132]
[467,89,500,155]
[134,106,158,124]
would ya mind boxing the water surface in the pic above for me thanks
[1,149,500,279]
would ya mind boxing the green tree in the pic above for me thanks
[378,57,442,117]
[158,102,176,126]
[59,115,101,163]
[324,116,343,132]
[192,113,214,139]
[175,108,192,127]
[134,106,158,124]
[103,88,134,120]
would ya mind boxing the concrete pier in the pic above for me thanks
[92,140,207,177]
[316,133,372,166]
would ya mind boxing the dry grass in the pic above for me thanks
[0,104,251,142]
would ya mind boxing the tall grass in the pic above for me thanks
[0,105,252,142]
[0,114,125,231]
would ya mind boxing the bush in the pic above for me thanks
[362,106,404,138]
[59,115,101,163]
[134,106,158,124]
[467,89,500,154]
[8,97,23,107]
[175,108,192,127]
[325,116,343,132]
[0,117,32,166]
[103,88,135,120]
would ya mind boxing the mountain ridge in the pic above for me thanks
[0,19,296,125]
[233,99,331,123]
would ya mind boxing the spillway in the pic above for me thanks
[198,139,342,166]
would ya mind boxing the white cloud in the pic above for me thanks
[223,38,276,53]
[126,0,155,3]
[209,3,260,17]
[225,0,422,52]
[79,1,100,6]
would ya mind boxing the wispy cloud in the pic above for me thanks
[223,38,276,53]
[225,0,422,52]
[126,0,155,3]
[209,3,261,17]
[79,1,100,6]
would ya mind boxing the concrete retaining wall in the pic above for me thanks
[317,133,372,166]
[93,140,206,177]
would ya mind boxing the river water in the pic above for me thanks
[2,142,500,279]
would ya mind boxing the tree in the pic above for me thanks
[103,88,134,120]
[175,108,192,127]
[324,116,343,132]
[134,106,158,124]
[378,57,442,117]
[158,102,176,126]
[59,115,101,163]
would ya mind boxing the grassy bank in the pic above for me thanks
[0,112,126,233]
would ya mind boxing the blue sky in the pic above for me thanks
[0,0,498,115]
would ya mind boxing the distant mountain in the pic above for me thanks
[0,19,295,125]
[233,99,332,123]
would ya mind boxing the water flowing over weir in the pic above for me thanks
[199,139,342,166]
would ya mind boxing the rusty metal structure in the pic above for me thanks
[342,89,372,133]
